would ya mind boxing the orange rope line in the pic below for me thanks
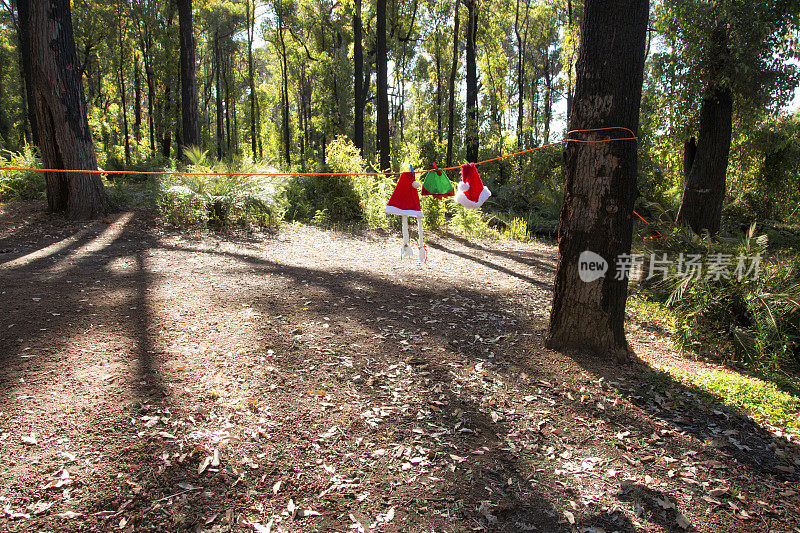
[633,209,665,239]
[1,124,662,232]
[0,127,638,177]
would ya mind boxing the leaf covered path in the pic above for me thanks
[0,203,798,532]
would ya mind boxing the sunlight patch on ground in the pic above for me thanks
[48,213,134,274]
[0,225,94,270]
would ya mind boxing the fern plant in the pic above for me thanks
[0,145,45,201]
[155,149,287,226]
[639,224,800,372]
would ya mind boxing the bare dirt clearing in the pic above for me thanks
[1,201,798,532]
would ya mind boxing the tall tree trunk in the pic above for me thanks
[531,78,539,145]
[353,0,364,153]
[15,0,38,145]
[543,53,552,145]
[247,0,257,161]
[118,14,130,164]
[514,0,527,149]
[174,95,182,158]
[435,30,442,143]
[224,56,231,156]
[445,0,460,167]
[162,83,172,159]
[134,54,141,143]
[19,0,114,218]
[675,25,732,236]
[464,0,478,163]
[214,31,224,160]
[0,55,7,144]
[178,0,199,155]
[145,56,156,155]
[277,2,291,166]
[546,0,648,360]
[376,0,390,170]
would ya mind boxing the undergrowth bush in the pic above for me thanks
[283,137,365,224]
[0,145,45,201]
[637,224,800,373]
[320,136,500,237]
[155,147,286,227]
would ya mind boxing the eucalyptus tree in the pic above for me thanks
[18,0,114,218]
[178,0,200,153]
[656,0,800,235]
[547,0,649,360]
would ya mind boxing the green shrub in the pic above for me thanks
[421,195,447,229]
[0,145,45,201]
[637,224,800,372]
[502,217,530,241]
[282,136,365,224]
[449,202,501,239]
[155,148,286,227]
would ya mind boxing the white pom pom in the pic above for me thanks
[412,180,421,190]
[458,182,470,192]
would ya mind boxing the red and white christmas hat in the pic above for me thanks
[386,171,423,217]
[454,162,491,209]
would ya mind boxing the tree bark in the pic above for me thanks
[353,0,364,153]
[118,13,130,165]
[376,0,390,171]
[19,0,114,218]
[464,0,478,163]
[178,0,200,155]
[675,25,732,236]
[16,0,38,145]
[246,0,257,161]
[546,0,648,360]
[543,53,551,145]
[514,0,528,149]
[214,31,224,160]
[223,49,231,156]
[145,57,156,155]
[134,54,141,143]
[445,0,459,167]
[277,1,291,166]
[162,83,172,159]
[435,30,442,143]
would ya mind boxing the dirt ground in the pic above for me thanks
[0,201,798,533]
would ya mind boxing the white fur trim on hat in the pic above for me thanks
[458,181,470,192]
[454,186,491,209]
[386,205,423,217]
[412,180,422,190]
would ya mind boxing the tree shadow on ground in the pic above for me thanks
[162,240,798,531]
[0,210,189,531]
[154,242,574,531]
[426,239,552,290]
[1,212,798,532]
[439,231,557,275]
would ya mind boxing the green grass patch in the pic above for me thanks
[664,367,800,434]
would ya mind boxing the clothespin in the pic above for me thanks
[409,164,415,179]
[432,162,440,175]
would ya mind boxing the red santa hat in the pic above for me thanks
[454,162,491,209]
[386,171,423,217]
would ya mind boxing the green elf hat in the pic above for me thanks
[420,165,455,198]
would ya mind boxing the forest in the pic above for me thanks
[1,0,800,530]
[0,0,795,224]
